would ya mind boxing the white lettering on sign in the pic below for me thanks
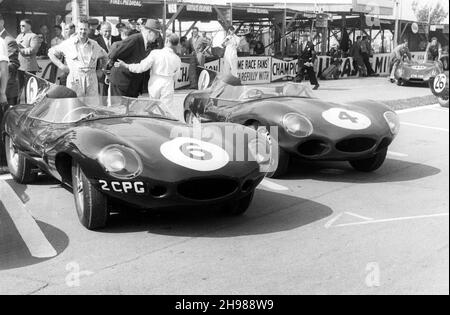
[109,0,143,7]
[186,4,212,12]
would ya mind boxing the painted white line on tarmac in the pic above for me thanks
[0,183,57,258]
[334,213,449,228]
[258,179,290,191]
[401,122,449,132]
[345,212,374,221]
[324,213,343,229]
[396,104,440,114]
[0,174,12,180]
[388,151,408,158]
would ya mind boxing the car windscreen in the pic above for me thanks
[209,77,315,102]
[28,96,176,123]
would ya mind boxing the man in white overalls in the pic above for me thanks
[116,33,182,117]
[222,26,240,77]
[48,18,108,97]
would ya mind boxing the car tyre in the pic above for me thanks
[5,135,37,184]
[349,148,387,172]
[72,161,108,230]
[224,191,255,215]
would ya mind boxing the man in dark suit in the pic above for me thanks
[97,22,121,53]
[97,22,121,96]
[0,13,20,105]
[297,34,319,90]
[108,19,161,97]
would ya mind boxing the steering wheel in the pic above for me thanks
[239,89,263,100]
[61,107,95,123]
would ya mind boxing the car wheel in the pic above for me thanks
[249,122,290,179]
[224,191,255,215]
[4,135,37,184]
[71,161,108,230]
[349,148,388,172]
[438,97,449,108]
[184,110,198,124]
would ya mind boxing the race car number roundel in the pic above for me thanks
[160,137,230,171]
[322,108,372,130]
[433,74,447,94]
[26,77,39,103]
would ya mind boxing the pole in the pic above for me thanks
[163,0,167,42]
[394,0,400,47]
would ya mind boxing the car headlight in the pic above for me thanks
[384,111,400,136]
[282,113,313,138]
[98,145,143,179]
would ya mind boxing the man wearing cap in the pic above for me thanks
[129,19,140,35]
[297,34,319,90]
[48,18,108,97]
[108,19,160,97]
[116,33,181,117]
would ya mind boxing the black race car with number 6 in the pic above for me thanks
[184,73,401,178]
[1,74,269,230]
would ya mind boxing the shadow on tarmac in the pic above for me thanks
[0,201,69,271]
[281,158,441,183]
[100,189,333,237]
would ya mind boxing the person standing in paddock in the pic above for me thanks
[0,37,10,174]
[115,33,182,118]
[297,34,319,90]
[0,13,19,105]
[108,19,161,97]
[389,39,412,82]
[48,18,108,97]
[16,19,41,97]
[222,26,240,77]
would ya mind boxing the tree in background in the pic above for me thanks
[412,1,448,24]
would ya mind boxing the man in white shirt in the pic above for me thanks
[0,37,9,174]
[115,33,181,117]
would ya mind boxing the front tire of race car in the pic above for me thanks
[72,161,108,230]
[349,148,388,172]
[5,135,37,184]
[224,191,255,215]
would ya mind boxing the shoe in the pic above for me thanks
[313,84,320,90]
[389,78,395,83]
[0,166,9,175]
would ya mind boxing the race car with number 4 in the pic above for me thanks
[184,72,401,178]
[1,74,269,230]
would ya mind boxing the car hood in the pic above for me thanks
[73,117,261,182]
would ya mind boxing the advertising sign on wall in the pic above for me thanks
[235,57,271,84]
[271,58,299,82]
